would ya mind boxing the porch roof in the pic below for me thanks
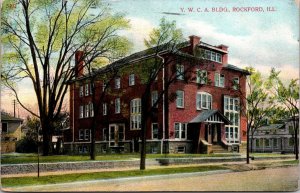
[189,109,231,124]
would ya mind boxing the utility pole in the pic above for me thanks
[13,99,16,117]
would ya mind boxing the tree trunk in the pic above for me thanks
[90,126,96,160]
[250,137,253,153]
[295,127,298,160]
[246,127,250,164]
[41,121,51,156]
[140,96,147,170]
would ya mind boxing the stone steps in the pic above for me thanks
[212,145,228,153]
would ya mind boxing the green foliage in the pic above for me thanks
[16,138,38,153]
[144,17,183,48]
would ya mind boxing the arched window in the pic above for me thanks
[130,98,141,130]
[196,92,212,110]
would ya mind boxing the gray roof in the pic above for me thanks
[189,109,231,124]
[257,124,285,131]
[1,112,23,122]
[225,64,251,75]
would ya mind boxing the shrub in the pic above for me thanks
[16,138,37,153]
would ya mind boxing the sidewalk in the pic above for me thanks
[2,156,296,178]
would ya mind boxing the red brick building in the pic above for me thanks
[64,35,249,154]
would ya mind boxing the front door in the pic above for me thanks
[212,124,218,144]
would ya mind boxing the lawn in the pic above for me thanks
[1,153,241,164]
[1,165,226,187]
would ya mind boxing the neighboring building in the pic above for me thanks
[1,112,23,153]
[65,35,250,154]
[251,118,298,153]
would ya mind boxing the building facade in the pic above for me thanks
[64,35,249,154]
[1,112,23,153]
[250,118,298,153]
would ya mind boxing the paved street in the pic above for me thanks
[5,166,299,192]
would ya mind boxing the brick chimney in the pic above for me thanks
[75,51,84,77]
[189,35,201,53]
[218,44,229,64]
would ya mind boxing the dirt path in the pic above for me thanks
[4,166,299,192]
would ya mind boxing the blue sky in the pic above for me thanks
[2,0,299,116]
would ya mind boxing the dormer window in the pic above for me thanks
[203,49,222,63]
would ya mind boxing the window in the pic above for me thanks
[130,98,141,130]
[89,83,94,95]
[273,138,278,148]
[89,103,94,117]
[176,90,184,108]
[102,82,107,91]
[109,124,125,146]
[176,64,184,80]
[224,96,240,144]
[115,98,120,114]
[152,123,159,139]
[151,91,158,108]
[215,73,225,87]
[85,104,89,118]
[233,77,239,90]
[255,139,260,147]
[2,123,8,133]
[79,85,84,97]
[196,92,212,110]
[85,129,90,140]
[79,105,84,118]
[129,74,135,86]
[79,129,84,140]
[203,49,222,63]
[103,103,107,115]
[196,70,207,84]
[174,123,187,140]
[265,138,270,147]
[85,83,89,96]
[288,125,294,135]
[103,128,108,141]
[115,77,120,89]
[289,137,295,146]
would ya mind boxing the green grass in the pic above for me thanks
[1,165,225,187]
[1,153,240,164]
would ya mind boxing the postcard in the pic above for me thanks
[1,0,299,192]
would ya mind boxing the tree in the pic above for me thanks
[239,67,270,164]
[1,0,131,155]
[138,18,210,170]
[16,115,39,153]
[266,68,299,160]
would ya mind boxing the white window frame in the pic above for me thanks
[115,77,120,89]
[152,123,159,139]
[84,129,90,140]
[174,122,187,140]
[79,105,84,118]
[129,74,135,86]
[130,98,141,130]
[102,82,107,91]
[176,64,184,80]
[151,91,158,108]
[224,96,240,144]
[85,83,89,96]
[176,90,184,108]
[103,103,107,116]
[109,124,125,147]
[196,69,207,84]
[196,92,212,110]
[203,49,222,63]
[85,104,89,118]
[79,85,84,97]
[79,129,84,140]
[233,77,239,90]
[215,73,225,88]
[89,103,94,117]
[115,98,120,114]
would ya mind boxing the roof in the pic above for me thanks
[189,109,231,124]
[225,64,251,75]
[1,112,23,123]
[74,37,250,81]
[257,124,285,131]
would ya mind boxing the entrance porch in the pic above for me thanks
[189,110,231,154]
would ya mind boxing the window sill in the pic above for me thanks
[176,106,184,109]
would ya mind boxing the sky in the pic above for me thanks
[1,0,299,117]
